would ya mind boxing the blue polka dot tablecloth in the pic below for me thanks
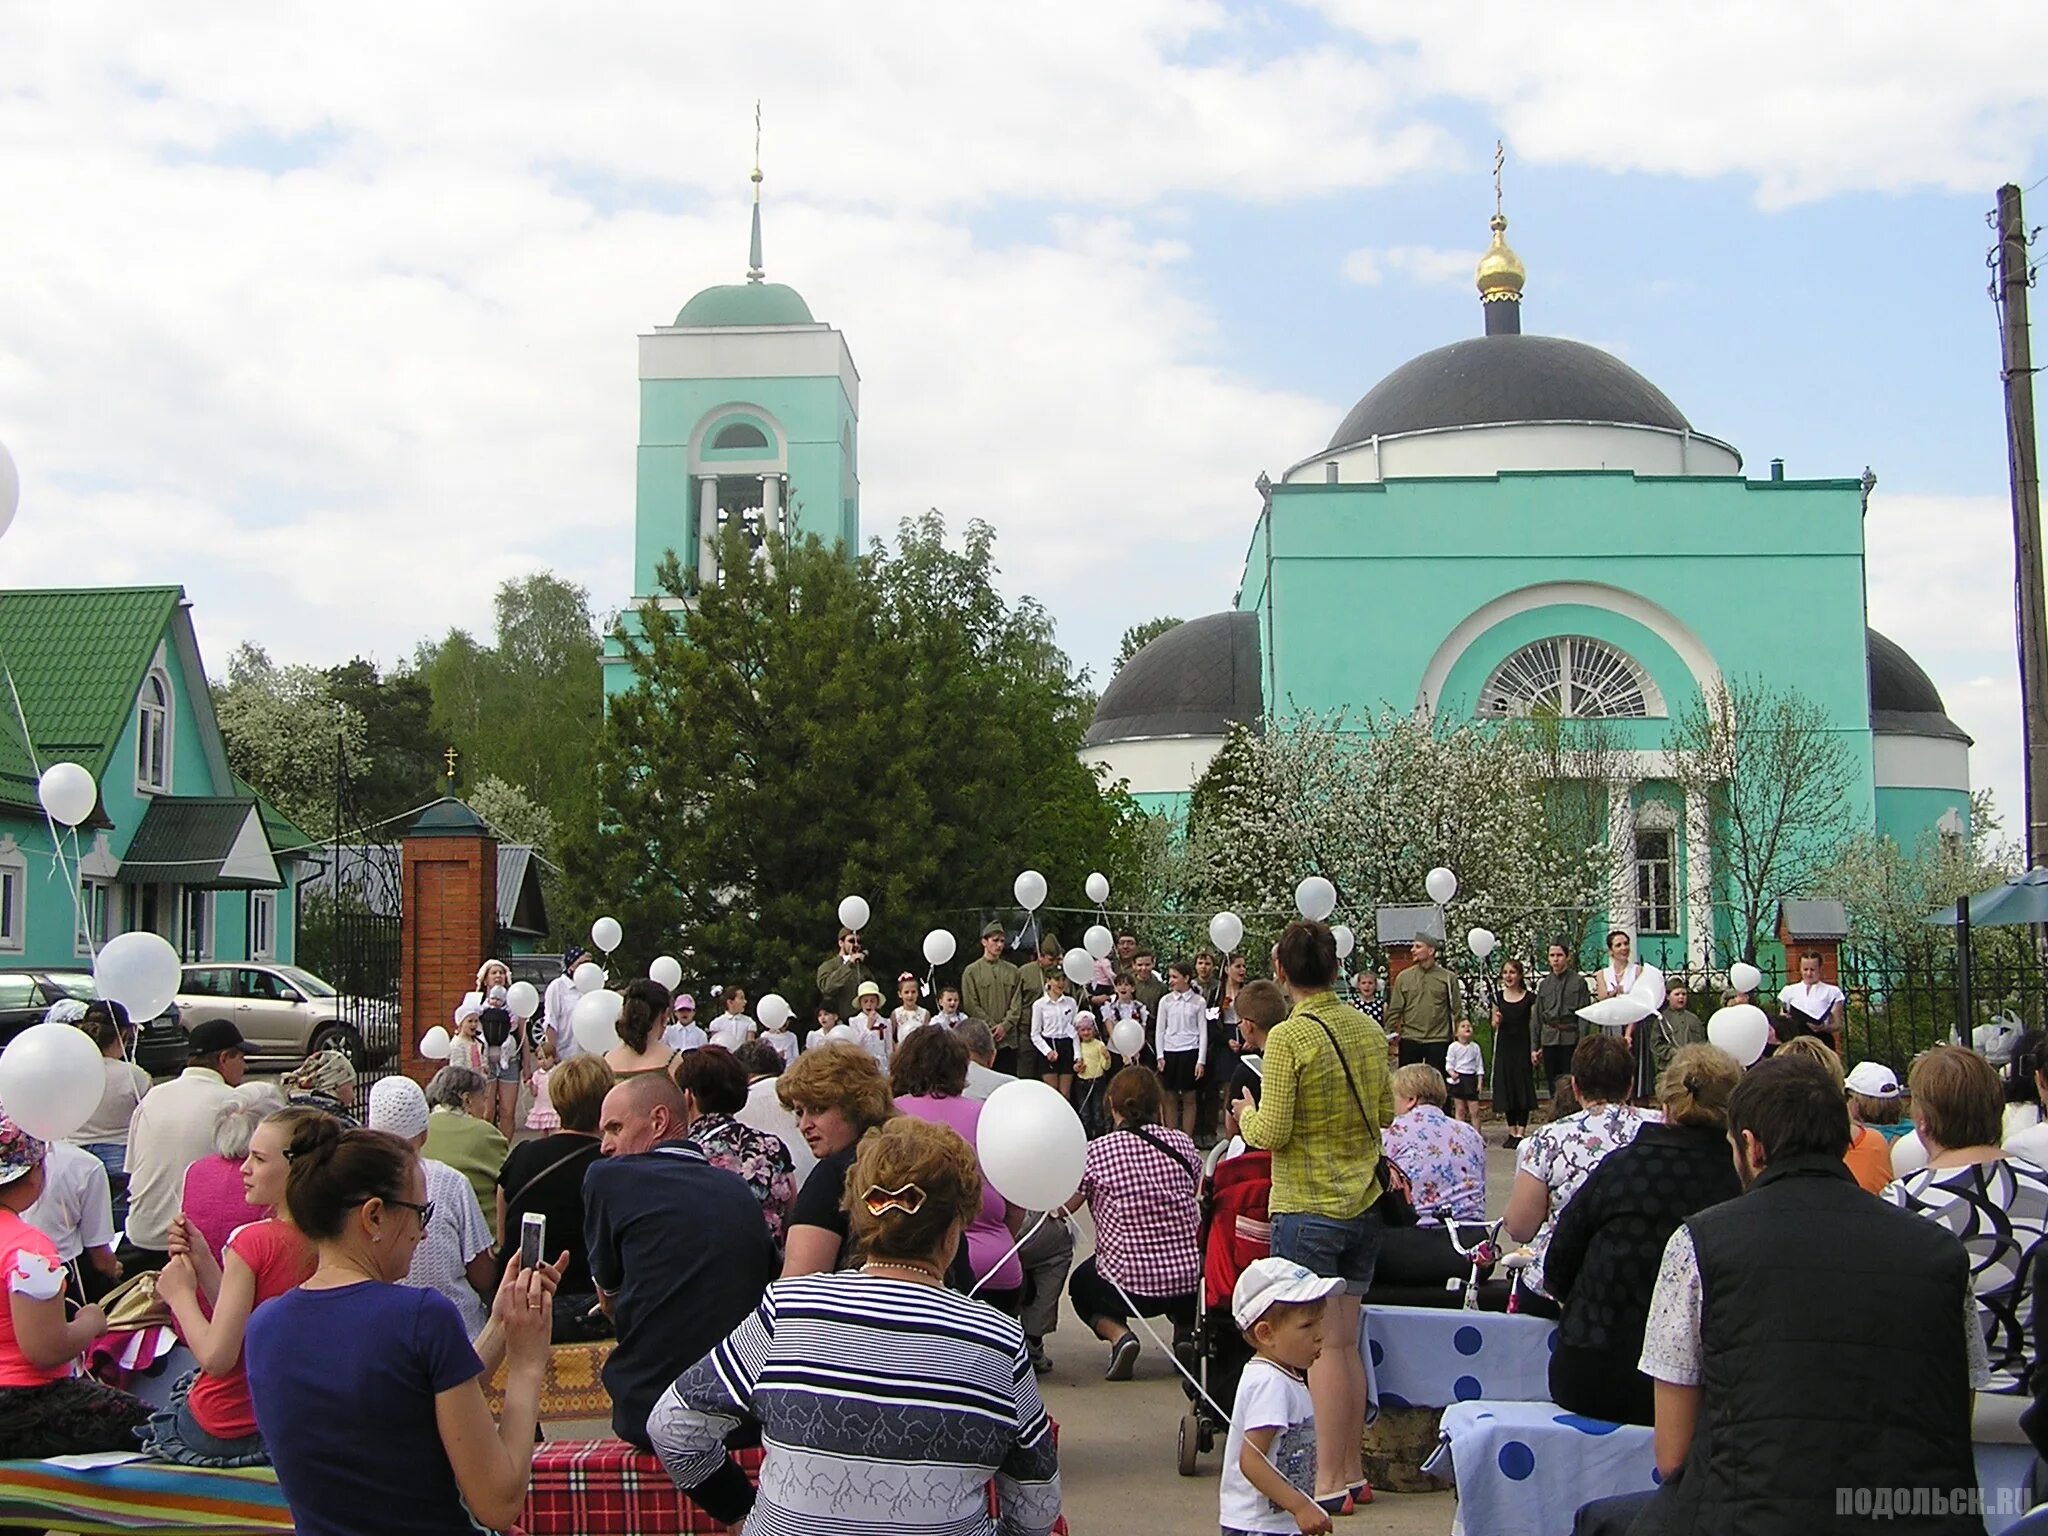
[1424,1400,1658,1536]
[1360,1305,1559,1412]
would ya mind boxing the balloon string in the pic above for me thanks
[1104,1272,1287,1483]
[966,1209,1050,1300]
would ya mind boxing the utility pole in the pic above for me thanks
[1996,183,2048,866]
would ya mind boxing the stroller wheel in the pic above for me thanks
[1177,1411,1201,1476]
[1198,1422,1216,1453]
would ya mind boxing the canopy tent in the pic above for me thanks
[1923,867,2048,928]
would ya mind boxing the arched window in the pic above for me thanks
[1478,637,1661,720]
[137,669,171,790]
[711,421,770,451]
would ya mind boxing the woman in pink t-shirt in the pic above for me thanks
[149,1106,322,1464]
[0,1112,150,1456]
[888,1027,1024,1307]
[180,1085,282,1262]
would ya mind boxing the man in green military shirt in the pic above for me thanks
[1129,949,1167,1020]
[960,921,1028,1074]
[814,927,875,1023]
[1533,940,1591,1096]
[1013,934,1061,1082]
[1387,933,1463,1073]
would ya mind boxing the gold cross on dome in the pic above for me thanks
[1493,139,1505,217]
[443,745,459,781]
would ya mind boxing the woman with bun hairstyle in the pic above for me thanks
[605,978,679,1080]
[244,1126,563,1536]
[147,1107,326,1464]
[649,1117,1063,1535]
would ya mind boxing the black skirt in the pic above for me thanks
[1491,995,1538,1125]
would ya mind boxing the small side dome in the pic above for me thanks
[675,282,815,327]
[1085,612,1262,747]
[1868,628,1970,743]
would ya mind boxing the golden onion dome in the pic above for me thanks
[1476,212,1526,303]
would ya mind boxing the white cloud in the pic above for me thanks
[1341,245,1475,287]
[1864,492,2021,827]
[1316,0,2048,205]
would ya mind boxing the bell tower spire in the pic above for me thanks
[1475,140,1527,336]
[747,101,765,284]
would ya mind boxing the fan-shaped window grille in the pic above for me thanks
[1478,637,1662,719]
[711,421,770,450]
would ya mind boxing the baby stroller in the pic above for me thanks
[1178,1141,1269,1475]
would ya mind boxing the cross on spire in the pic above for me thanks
[1493,139,1505,218]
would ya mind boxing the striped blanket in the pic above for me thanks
[0,1457,292,1533]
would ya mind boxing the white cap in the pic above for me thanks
[367,1075,430,1140]
[1845,1061,1902,1100]
[1231,1256,1343,1332]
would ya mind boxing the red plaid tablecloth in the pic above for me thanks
[524,1433,1068,1536]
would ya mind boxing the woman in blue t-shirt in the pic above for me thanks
[244,1123,561,1536]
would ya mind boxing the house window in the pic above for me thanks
[1479,637,1662,720]
[1636,828,1676,933]
[0,855,22,953]
[76,877,110,956]
[250,890,276,960]
[181,888,213,962]
[137,669,171,791]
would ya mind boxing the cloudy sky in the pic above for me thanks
[2,3,2045,824]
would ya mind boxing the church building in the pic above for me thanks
[1080,204,1972,966]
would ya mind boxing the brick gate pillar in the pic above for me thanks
[400,798,499,1086]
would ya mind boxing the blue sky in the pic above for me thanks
[0,2,2042,830]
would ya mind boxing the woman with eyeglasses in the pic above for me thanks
[364,1075,497,1340]
[244,1124,562,1536]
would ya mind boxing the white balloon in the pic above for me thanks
[1707,1003,1771,1067]
[831,1022,862,1044]
[1083,924,1114,960]
[1013,870,1047,911]
[1729,961,1763,995]
[837,895,870,932]
[1295,876,1337,923]
[0,439,17,539]
[649,955,684,991]
[1629,965,1667,1012]
[94,930,183,1021]
[1467,927,1498,960]
[923,929,956,967]
[1110,1018,1145,1057]
[0,1021,104,1140]
[710,1022,751,1051]
[506,981,540,1019]
[419,1025,453,1061]
[1891,1129,1929,1179]
[1425,867,1458,904]
[758,993,793,1031]
[977,1079,1088,1210]
[1062,948,1095,986]
[573,990,624,1053]
[1085,872,1110,905]
[1209,911,1245,954]
[1577,994,1655,1030]
[574,962,605,995]
[590,916,623,954]
[1332,924,1356,960]
[37,762,96,828]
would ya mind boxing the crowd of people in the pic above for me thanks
[6,920,2048,1536]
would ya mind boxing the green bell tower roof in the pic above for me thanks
[674,281,814,328]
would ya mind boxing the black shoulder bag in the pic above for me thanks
[1304,1004,1416,1228]
[1126,1124,1201,1185]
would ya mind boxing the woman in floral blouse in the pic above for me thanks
[1372,1063,1489,1299]
[1502,1034,1659,1313]
[673,1046,797,1246]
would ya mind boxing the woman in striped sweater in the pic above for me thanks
[648,1117,1062,1536]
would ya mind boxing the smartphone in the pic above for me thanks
[519,1210,546,1272]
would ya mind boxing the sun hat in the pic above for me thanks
[367,1075,430,1140]
[1232,1256,1344,1332]
[1845,1061,1902,1100]
[0,1112,46,1188]
[855,981,884,1001]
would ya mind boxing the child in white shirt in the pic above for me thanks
[1445,1019,1485,1129]
[663,993,709,1054]
[890,973,932,1045]
[931,985,968,1032]
[1221,1257,1346,1532]
[1031,972,1080,1100]
[1154,960,1210,1138]
[852,982,892,1067]
[760,1006,799,1067]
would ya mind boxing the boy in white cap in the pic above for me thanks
[1221,1257,1345,1534]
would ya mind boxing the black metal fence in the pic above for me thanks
[298,892,403,1104]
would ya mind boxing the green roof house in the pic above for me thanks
[0,586,313,968]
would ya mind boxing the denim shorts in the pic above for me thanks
[1271,1207,1384,1296]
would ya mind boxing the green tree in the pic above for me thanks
[213,644,366,840]
[567,515,1143,997]
[466,774,558,855]
[415,574,602,843]
[327,657,439,830]
[1115,616,1182,671]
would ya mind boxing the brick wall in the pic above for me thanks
[400,832,499,1085]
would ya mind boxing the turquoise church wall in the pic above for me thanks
[1875,785,1972,849]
